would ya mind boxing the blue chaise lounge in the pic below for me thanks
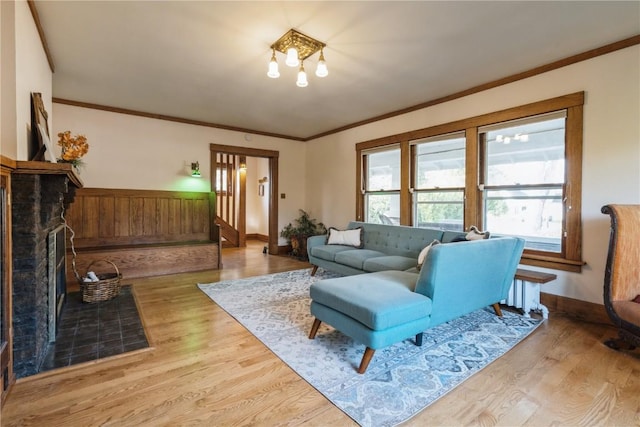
[308,236,525,373]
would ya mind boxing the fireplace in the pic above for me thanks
[11,162,79,378]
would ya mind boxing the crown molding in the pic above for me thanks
[51,98,306,142]
[27,0,55,73]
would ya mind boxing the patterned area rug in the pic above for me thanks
[198,269,542,427]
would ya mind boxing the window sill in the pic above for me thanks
[521,253,585,273]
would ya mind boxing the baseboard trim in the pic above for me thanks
[246,233,269,242]
[541,292,612,325]
[277,245,291,256]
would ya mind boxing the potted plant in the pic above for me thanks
[280,209,327,259]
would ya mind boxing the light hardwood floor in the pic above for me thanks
[3,241,639,426]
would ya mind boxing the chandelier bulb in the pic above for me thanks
[267,49,280,78]
[315,49,328,78]
[296,62,308,87]
[286,47,299,67]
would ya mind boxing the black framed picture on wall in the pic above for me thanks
[29,92,54,162]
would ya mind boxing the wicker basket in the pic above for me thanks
[78,260,122,303]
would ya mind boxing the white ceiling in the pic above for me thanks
[35,1,640,140]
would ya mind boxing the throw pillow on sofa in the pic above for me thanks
[326,227,364,248]
[466,226,490,240]
[417,239,440,271]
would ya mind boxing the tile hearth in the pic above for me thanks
[40,285,148,373]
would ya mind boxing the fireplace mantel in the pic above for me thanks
[13,161,83,189]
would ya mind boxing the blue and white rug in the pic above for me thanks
[198,269,542,427]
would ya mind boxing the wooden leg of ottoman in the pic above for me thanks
[358,347,376,374]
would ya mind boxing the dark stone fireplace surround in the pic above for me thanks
[11,169,77,378]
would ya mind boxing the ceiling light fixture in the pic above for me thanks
[268,29,327,87]
[296,61,308,87]
[267,48,280,78]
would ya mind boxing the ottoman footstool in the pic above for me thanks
[309,270,431,373]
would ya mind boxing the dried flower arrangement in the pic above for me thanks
[57,130,89,168]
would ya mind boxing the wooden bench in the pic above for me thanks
[64,188,221,286]
[503,268,557,319]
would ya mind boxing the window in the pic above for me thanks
[412,133,466,231]
[480,112,566,252]
[363,147,401,225]
[355,92,584,272]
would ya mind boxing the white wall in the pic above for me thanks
[52,104,306,244]
[306,46,640,305]
[14,0,52,160]
[0,0,17,159]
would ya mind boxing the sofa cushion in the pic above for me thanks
[327,227,364,248]
[363,255,417,272]
[335,249,386,270]
[310,244,354,262]
[310,271,431,330]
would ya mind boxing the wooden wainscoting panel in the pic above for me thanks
[182,198,194,234]
[194,198,208,233]
[82,196,100,238]
[130,197,144,237]
[64,188,220,282]
[114,196,130,237]
[67,188,213,248]
[168,198,181,235]
[157,198,169,235]
[99,196,114,237]
[142,197,157,236]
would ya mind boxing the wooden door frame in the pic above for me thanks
[210,144,279,255]
[0,156,15,407]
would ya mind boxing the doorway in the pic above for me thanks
[210,144,279,255]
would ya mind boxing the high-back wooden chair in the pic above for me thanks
[601,204,640,350]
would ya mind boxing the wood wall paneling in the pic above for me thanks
[99,196,114,238]
[65,188,219,282]
[67,189,214,247]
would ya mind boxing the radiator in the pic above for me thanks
[502,278,549,319]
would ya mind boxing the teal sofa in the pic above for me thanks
[307,221,466,276]
[308,236,525,373]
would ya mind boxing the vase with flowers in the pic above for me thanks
[57,130,89,172]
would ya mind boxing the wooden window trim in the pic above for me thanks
[356,92,585,272]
